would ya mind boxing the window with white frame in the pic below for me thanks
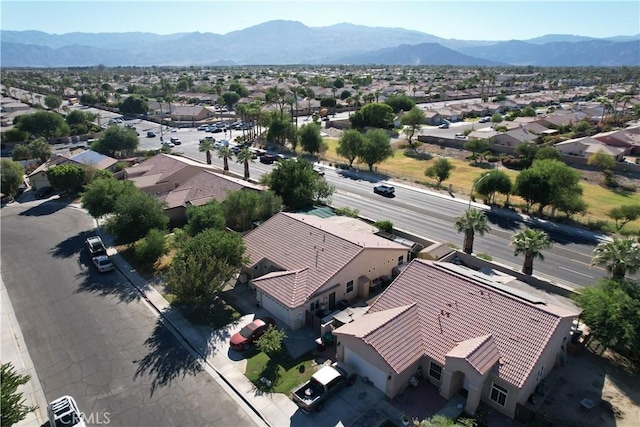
[490,383,508,406]
[346,280,354,293]
[397,255,404,266]
[428,362,442,381]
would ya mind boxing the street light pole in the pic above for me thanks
[468,172,491,211]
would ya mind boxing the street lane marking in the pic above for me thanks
[558,265,594,278]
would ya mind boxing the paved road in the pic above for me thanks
[1,200,259,427]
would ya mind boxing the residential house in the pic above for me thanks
[169,105,216,123]
[156,170,263,223]
[554,137,626,160]
[243,213,410,330]
[124,153,222,195]
[333,260,580,419]
[494,126,540,148]
[537,111,590,128]
[28,148,118,190]
[593,126,640,155]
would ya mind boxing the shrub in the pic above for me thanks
[334,206,360,218]
[134,229,168,263]
[374,220,393,233]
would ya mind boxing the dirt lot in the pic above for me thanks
[533,341,639,427]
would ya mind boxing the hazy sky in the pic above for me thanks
[2,1,639,40]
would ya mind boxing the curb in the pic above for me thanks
[99,232,270,427]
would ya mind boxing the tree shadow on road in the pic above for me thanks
[74,267,148,304]
[132,316,203,396]
[19,199,69,217]
[50,232,87,259]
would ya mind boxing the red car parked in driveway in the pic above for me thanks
[230,317,277,351]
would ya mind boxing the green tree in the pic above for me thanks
[223,190,282,232]
[256,325,287,356]
[358,129,394,172]
[228,81,249,97]
[587,150,616,181]
[512,228,553,275]
[44,94,62,110]
[91,125,138,157]
[473,170,512,204]
[425,158,455,188]
[217,146,234,171]
[1,159,25,197]
[66,110,96,135]
[46,163,85,193]
[463,139,491,162]
[591,237,640,280]
[607,204,640,231]
[573,279,640,358]
[221,91,241,109]
[199,139,214,165]
[535,146,562,161]
[491,113,503,123]
[119,95,148,115]
[384,94,416,113]
[1,362,37,427]
[15,110,69,138]
[2,128,29,144]
[515,141,538,167]
[185,199,225,236]
[516,159,582,215]
[81,178,136,220]
[350,102,395,129]
[11,144,32,161]
[265,158,335,210]
[336,129,365,167]
[134,229,168,264]
[266,113,294,146]
[236,148,255,180]
[105,191,168,243]
[454,208,491,254]
[165,228,246,306]
[26,138,53,163]
[400,106,426,148]
[298,122,323,155]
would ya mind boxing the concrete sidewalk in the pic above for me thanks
[1,276,49,427]
[102,234,298,427]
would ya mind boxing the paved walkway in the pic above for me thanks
[1,276,49,426]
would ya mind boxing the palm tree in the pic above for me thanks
[218,146,234,172]
[236,148,254,180]
[454,209,491,254]
[591,237,640,280]
[199,139,214,165]
[511,228,553,275]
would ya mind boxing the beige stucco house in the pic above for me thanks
[243,213,410,330]
[333,260,580,419]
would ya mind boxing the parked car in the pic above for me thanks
[86,236,107,256]
[35,186,54,199]
[47,395,86,427]
[230,317,276,351]
[313,165,325,176]
[162,141,175,148]
[291,362,356,413]
[170,137,181,145]
[197,125,208,131]
[373,184,395,196]
[147,131,156,138]
[479,116,492,123]
[260,154,278,164]
[438,123,450,129]
[92,255,114,273]
[454,133,468,140]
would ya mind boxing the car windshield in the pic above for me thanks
[98,259,111,266]
[239,324,256,338]
[56,413,80,427]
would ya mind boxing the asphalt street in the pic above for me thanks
[1,200,259,427]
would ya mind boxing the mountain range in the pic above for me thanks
[1,20,638,67]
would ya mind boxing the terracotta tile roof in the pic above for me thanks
[245,213,407,308]
[251,268,311,308]
[124,154,220,185]
[159,170,263,209]
[446,334,501,376]
[336,260,580,388]
[334,304,424,374]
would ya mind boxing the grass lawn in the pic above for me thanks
[244,350,318,395]
[320,137,640,234]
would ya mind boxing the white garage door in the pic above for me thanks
[344,347,387,392]
[259,292,291,327]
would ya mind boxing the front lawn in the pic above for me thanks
[244,350,318,395]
